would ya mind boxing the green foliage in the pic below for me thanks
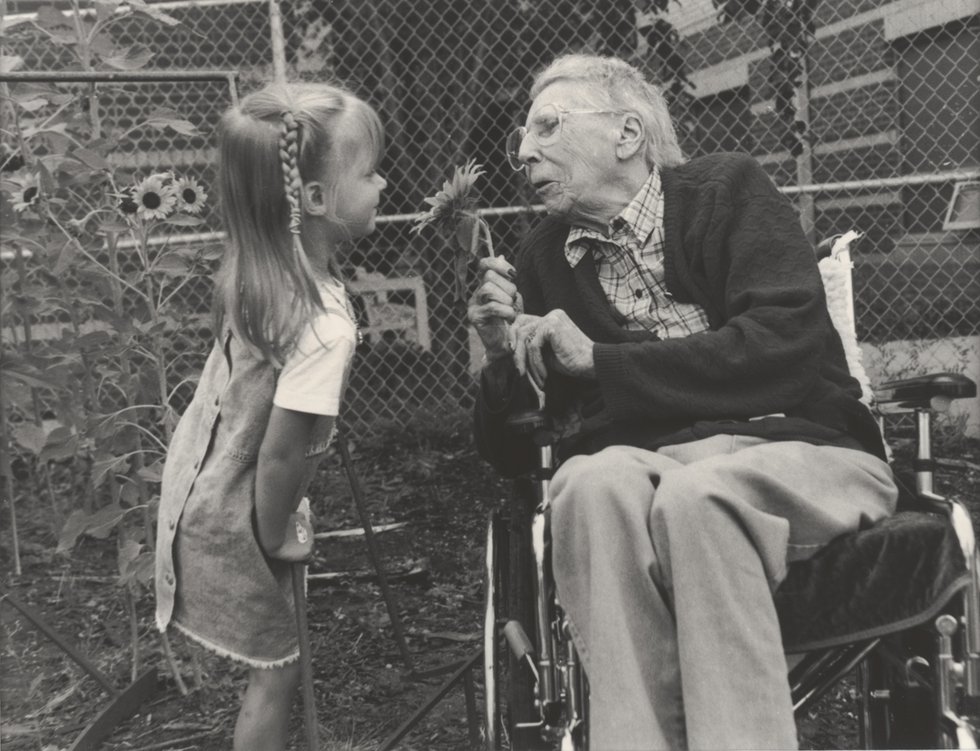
[0,3,210,596]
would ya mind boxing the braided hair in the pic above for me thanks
[278,110,305,239]
[213,82,385,365]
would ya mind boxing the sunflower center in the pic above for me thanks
[182,187,197,203]
[142,192,162,210]
[23,186,38,203]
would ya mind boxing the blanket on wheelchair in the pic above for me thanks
[776,511,970,653]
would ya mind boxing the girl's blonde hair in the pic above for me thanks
[530,54,686,169]
[214,82,384,365]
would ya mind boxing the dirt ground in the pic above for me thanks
[2,420,979,750]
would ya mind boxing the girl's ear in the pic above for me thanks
[615,113,644,161]
[302,180,328,216]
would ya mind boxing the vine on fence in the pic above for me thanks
[1,0,212,687]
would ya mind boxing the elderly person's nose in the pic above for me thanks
[518,132,539,165]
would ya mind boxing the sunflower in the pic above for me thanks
[413,160,495,301]
[412,159,485,238]
[8,171,40,213]
[173,176,207,215]
[131,174,176,221]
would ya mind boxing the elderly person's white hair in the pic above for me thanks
[530,54,686,169]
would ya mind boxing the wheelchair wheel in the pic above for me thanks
[484,485,553,750]
[485,509,503,750]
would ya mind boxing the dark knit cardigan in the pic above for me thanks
[475,152,886,477]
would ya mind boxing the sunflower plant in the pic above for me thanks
[0,1,212,692]
[413,159,495,302]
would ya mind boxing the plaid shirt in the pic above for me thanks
[565,169,709,339]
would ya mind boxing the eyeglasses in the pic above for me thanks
[505,103,624,171]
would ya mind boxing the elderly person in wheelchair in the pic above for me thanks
[469,53,979,750]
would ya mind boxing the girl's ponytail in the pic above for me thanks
[276,108,322,326]
[278,110,304,240]
[213,82,383,366]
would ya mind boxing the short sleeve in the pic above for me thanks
[273,310,355,415]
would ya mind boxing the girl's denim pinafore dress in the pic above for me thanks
[155,327,339,667]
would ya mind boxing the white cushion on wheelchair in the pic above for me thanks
[775,511,970,653]
[819,256,874,405]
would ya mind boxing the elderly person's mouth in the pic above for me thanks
[532,179,559,195]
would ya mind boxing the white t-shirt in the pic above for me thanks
[273,279,356,416]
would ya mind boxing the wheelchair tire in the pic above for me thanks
[507,482,555,750]
[485,481,556,751]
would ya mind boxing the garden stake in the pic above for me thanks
[377,650,483,750]
[291,561,320,751]
[336,423,415,673]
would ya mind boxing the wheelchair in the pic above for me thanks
[482,233,980,750]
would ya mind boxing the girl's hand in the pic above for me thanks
[468,256,523,363]
[264,508,314,563]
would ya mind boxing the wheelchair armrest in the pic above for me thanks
[875,372,976,410]
[506,409,557,447]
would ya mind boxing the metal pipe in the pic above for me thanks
[484,514,498,751]
[378,170,980,225]
[959,528,980,696]
[4,0,265,26]
[779,169,980,195]
[377,650,483,751]
[539,446,553,494]
[337,426,415,673]
[531,510,557,708]
[290,563,320,751]
[916,409,934,496]
[6,165,974,252]
[793,641,879,713]
[789,648,848,695]
[0,70,239,84]
[267,0,287,84]
[2,593,120,697]
[936,614,959,749]
[564,621,585,730]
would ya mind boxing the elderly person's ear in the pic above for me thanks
[615,113,645,160]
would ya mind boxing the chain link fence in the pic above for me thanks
[3,0,978,437]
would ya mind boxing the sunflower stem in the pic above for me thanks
[468,213,480,258]
[480,217,495,258]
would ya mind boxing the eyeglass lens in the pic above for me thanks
[506,104,567,170]
[506,127,527,171]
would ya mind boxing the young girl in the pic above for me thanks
[154,82,386,750]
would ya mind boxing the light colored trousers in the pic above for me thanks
[551,435,898,751]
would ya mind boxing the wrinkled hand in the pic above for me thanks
[468,256,523,363]
[509,311,596,389]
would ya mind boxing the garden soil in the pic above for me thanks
[2,426,978,750]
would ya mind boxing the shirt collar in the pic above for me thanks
[564,167,663,268]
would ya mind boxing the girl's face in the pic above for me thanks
[330,150,387,241]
